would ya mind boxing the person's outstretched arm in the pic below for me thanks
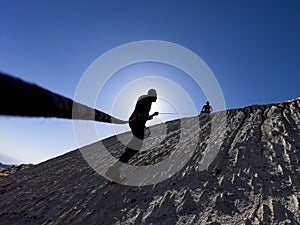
[148,112,159,120]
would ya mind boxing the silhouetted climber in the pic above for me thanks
[200,101,213,114]
[105,89,159,181]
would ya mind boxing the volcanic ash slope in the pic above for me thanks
[0,99,300,225]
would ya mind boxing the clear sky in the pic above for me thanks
[0,0,299,164]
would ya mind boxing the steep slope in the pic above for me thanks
[0,99,299,225]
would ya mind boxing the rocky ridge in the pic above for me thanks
[0,98,299,224]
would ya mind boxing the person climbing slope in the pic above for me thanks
[105,89,159,181]
[200,101,213,114]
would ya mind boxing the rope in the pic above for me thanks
[159,112,196,115]
[0,72,128,124]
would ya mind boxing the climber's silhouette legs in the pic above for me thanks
[105,122,144,182]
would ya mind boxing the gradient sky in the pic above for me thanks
[0,0,299,164]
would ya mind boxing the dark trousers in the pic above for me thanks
[119,117,145,163]
[119,147,138,163]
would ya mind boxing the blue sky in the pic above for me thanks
[0,0,299,164]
